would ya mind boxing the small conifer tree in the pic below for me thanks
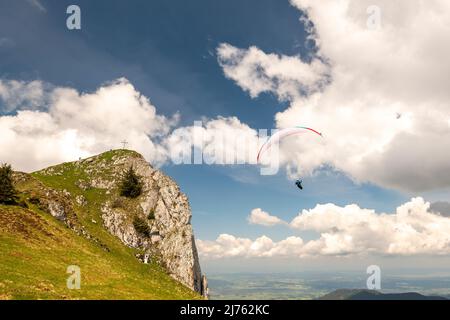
[133,216,150,237]
[0,163,17,204]
[119,166,143,198]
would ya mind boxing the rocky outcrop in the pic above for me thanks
[28,150,207,295]
[67,151,204,293]
[201,275,209,299]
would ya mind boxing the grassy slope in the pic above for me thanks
[0,150,200,300]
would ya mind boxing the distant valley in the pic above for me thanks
[207,272,450,300]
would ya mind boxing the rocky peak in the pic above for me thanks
[37,150,206,295]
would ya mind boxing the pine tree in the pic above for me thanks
[119,166,143,198]
[0,163,17,204]
[133,216,150,237]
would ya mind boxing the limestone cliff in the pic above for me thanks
[35,150,205,295]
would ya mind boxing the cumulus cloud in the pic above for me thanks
[198,197,450,259]
[217,43,329,101]
[0,77,263,172]
[0,78,173,171]
[217,0,450,192]
[197,234,304,259]
[164,116,260,166]
[248,208,286,226]
[291,197,450,256]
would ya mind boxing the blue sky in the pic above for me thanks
[0,0,405,228]
[1,0,306,126]
[2,0,450,272]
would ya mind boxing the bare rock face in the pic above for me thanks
[30,150,207,295]
[76,151,203,293]
[201,275,209,299]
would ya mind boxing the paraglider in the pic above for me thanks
[257,126,322,163]
[257,126,322,191]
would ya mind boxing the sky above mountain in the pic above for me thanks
[1,0,450,272]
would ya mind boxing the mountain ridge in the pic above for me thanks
[0,149,206,299]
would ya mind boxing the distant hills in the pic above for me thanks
[319,289,447,300]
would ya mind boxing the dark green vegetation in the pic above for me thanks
[0,164,17,205]
[133,216,151,237]
[0,150,199,300]
[119,166,143,198]
[147,208,156,220]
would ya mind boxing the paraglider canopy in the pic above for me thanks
[257,126,322,163]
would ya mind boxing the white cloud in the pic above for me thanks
[0,78,173,171]
[217,0,450,192]
[197,234,304,259]
[198,198,450,259]
[248,208,285,226]
[0,78,262,172]
[291,197,450,256]
[164,116,260,165]
[217,43,329,101]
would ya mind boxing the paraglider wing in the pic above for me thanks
[257,126,322,163]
